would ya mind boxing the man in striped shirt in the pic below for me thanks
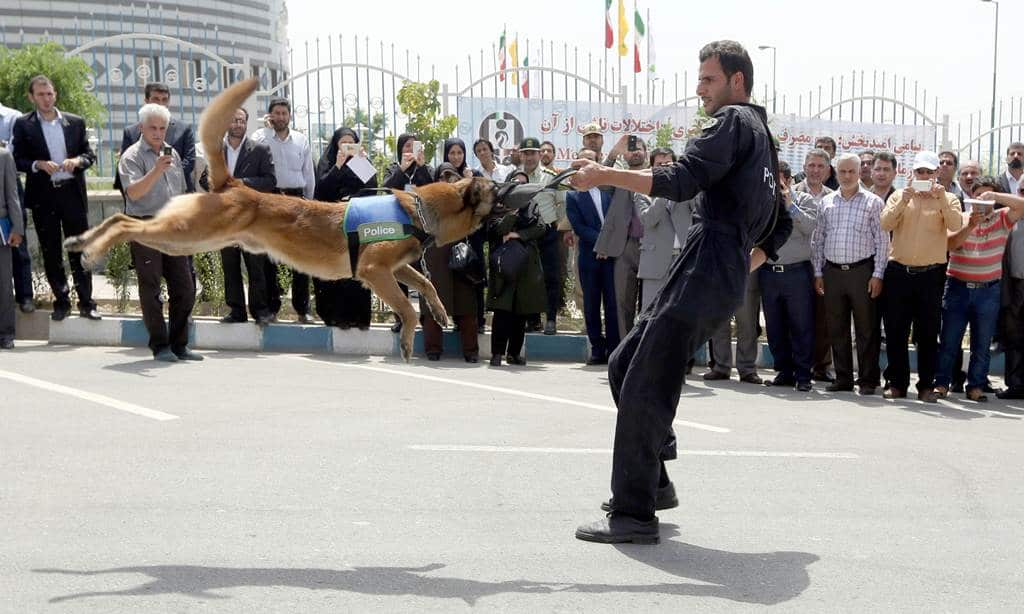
[811,153,889,394]
[934,177,1024,401]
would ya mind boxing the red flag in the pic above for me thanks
[604,0,613,48]
[498,30,507,82]
[634,43,641,73]
[521,55,530,98]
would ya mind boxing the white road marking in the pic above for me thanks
[408,445,859,459]
[290,357,730,433]
[0,369,179,421]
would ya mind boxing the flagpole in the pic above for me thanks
[603,1,608,97]
[646,8,651,105]
[633,0,637,104]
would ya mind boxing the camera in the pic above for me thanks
[161,145,173,157]
[627,135,638,152]
[412,141,424,156]
[910,179,932,192]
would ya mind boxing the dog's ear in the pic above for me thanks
[461,177,494,214]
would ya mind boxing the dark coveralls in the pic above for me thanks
[606,103,791,521]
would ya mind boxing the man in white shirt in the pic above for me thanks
[998,142,1024,195]
[472,138,511,181]
[251,98,316,323]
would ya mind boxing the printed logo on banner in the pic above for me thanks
[479,112,524,150]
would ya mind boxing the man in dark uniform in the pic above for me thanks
[571,40,788,544]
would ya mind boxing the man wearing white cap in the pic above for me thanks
[879,151,963,402]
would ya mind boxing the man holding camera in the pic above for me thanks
[119,103,200,363]
[879,151,962,402]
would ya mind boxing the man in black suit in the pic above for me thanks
[11,75,99,320]
[200,107,278,325]
[116,82,196,193]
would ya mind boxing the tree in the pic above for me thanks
[654,120,674,148]
[0,42,106,128]
[394,80,457,162]
[343,108,387,154]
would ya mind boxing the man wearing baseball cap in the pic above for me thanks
[581,123,604,162]
[879,150,963,402]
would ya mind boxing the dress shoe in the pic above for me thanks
[996,389,1024,400]
[50,306,70,321]
[464,354,479,364]
[965,388,988,403]
[933,386,949,399]
[602,481,678,513]
[765,375,796,387]
[951,381,965,394]
[575,514,660,545]
[426,352,441,361]
[220,314,247,323]
[79,308,103,320]
[296,313,314,324]
[882,387,906,399]
[586,356,608,366]
[858,386,877,396]
[543,320,557,335]
[0,338,14,350]
[813,371,836,383]
[505,354,527,366]
[702,370,730,381]
[173,347,204,361]
[153,348,179,362]
[826,383,854,392]
[489,355,502,367]
[739,373,763,385]
[796,381,813,392]
[254,315,274,327]
[18,300,35,314]
[917,389,939,403]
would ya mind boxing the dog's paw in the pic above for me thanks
[431,306,450,329]
[400,339,413,362]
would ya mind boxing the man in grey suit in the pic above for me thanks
[0,146,24,349]
[638,148,693,310]
[595,136,649,337]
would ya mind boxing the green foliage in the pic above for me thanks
[343,108,387,154]
[395,80,458,161]
[104,243,135,313]
[654,120,674,148]
[0,42,106,128]
[193,252,225,307]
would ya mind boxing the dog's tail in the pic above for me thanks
[199,78,258,192]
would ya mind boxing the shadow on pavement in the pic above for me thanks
[35,529,817,606]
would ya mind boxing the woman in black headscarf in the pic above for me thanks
[441,137,490,333]
[416,161,484,362]
[382,133,434,189]
[313,126,377,329]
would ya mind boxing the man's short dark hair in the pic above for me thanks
[268,98,291,113]
[815,136,837,152]
[472,138,494,154]
[237,107,249,121]
[778,160,792,178]
[973,176,1003,194]
[144,82,170,99]
[1007,142,1024,154]
[699,40,753,96]
[938,150,959,167]
[28,75,54,94]
[873,151,898,170]
[540,140,556,150]
[859,150,876,158]
[649,147,676,166]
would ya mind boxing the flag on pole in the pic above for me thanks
[604,0,613,48]
[522,55,530,98]
[647,19,656,74]
[633,7,645,73]
[509,38,519,84]
[498,29,507,81]
[617,0,628,57]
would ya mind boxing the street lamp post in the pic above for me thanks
[982,0,999,174]
[758,45,777,114]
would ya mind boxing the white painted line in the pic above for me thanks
[409,445,859,459]
[0,369,179,422]
[290,357,730,433]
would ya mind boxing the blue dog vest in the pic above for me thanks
[343,195,414,244]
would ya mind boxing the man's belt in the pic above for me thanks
[950,277,1000,289]
[51,178,74,189]
[825,256,874,271]
[275,187,304,197]
[890,261,944,275]
[767,261,811,273]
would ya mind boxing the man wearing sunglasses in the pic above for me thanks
[879,151,963,402]
[937,151,964,203]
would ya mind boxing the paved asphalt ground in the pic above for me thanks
[2,342,1023,612]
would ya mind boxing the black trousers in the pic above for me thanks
[11,199,33,303]
[881,262,945,392]
[130,242,195,354]
[490,310,526,357]
[607,225,743,520]
[1002,277,1024,392]
[220,246,274,320]
[759,262,815,383]
[538,225,564,322]
[823,260,881,387]
[31,185,94,310]
[314,278,371,327]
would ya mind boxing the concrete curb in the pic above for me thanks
[21,312,1008,373]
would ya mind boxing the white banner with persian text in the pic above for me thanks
[456,97,937,179]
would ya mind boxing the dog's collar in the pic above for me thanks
[412,192,439,238]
